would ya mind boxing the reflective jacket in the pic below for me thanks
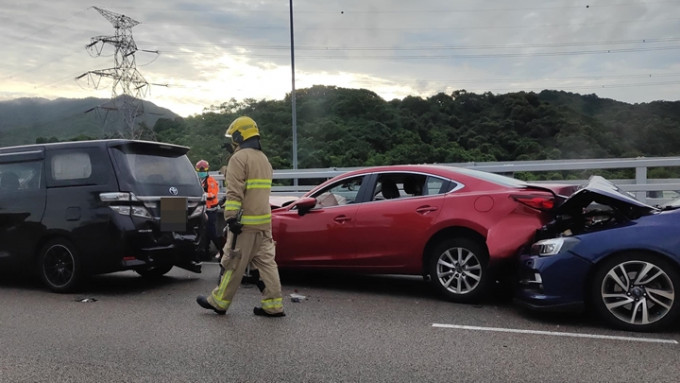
[202,175,220,209]
[223,145,273,231]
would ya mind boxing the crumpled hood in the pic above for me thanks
[556,175,657,215]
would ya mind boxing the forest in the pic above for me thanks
[151,86,680,181]
[25,86,680,181]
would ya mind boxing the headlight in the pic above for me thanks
[530,237,580,257]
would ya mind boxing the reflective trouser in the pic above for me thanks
[207,230,284,315]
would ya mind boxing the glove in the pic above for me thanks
[225,217,243,235]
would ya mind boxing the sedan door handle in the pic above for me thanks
[334,215,351,223]
[415,206,438,214]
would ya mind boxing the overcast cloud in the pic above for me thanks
[1,0,679,116]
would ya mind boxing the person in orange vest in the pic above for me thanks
[195,160,224,260]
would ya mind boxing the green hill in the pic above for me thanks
[148,87,680,177]
[2,87,679,181]
[0,96,178,147]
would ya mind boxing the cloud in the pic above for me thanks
[1,0,679,117]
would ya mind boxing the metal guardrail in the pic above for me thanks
[213,156,680,205]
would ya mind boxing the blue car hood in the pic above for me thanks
[557,176,657,214]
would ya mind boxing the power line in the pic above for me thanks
[139,37,680,52]
[152,44,680,60]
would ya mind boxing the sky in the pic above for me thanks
[1,0,679,117]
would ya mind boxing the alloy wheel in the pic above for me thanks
[600,260,675,326]
[436,246,483,295]
[42,244,76,288]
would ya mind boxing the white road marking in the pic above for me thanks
[432,323,678,344]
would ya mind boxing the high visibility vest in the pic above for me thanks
[202,176,220,209]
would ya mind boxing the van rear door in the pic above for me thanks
[108,141,203,199]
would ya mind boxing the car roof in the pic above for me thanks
[315,164,529,189]
[0,139,190,155]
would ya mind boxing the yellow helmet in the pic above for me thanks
[225,116,260,145]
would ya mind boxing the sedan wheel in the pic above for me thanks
[39,239,82,293]
[591,253,680,332]
[428,238,489,303]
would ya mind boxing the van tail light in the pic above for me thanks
[511,194,555,211]
[100,192,153,219]
[100,192,136,202]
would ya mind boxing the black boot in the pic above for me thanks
[196,295,226,315]
[253,307,285,317]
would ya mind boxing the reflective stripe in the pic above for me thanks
[224,200,242,211]
[212,269,233,310]
[246,179,272,189]
[241,213,271,225]
[261,297,283,310]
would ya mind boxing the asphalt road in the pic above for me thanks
[1,263,679,383]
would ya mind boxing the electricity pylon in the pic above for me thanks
[76,6,156,139]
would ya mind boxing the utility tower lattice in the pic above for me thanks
[76,6,157,139]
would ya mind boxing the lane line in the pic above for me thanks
[432,323,678,344]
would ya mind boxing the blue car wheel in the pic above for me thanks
[591,253,680,332]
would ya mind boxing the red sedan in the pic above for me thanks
[271,165,577,303]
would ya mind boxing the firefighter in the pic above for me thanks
[196,116,285,317]
[195,159,224,260]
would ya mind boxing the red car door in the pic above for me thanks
[273,203,359,267]
[347,173,447,272]
[351,196,443,272]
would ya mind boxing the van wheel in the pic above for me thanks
[427,237,489,303]
[39,239,82,293]
[136,264,173,278]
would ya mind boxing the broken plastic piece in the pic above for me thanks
[290,293,306,302]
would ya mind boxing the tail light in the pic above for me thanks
[100,192,204,220]
[511,194,555,211]
[100,192,153,219]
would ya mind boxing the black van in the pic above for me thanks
[0,139,205,292]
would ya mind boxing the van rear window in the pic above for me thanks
[46,148,111,187]
[110,146,202,197]
[52,152,92,180]
[119,153,198,186]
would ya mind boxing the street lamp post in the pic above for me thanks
[289,0,298,178]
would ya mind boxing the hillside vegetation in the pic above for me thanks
[2,86,679,180]
[153,86,680,180]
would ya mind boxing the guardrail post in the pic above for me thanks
[635,165,647,203]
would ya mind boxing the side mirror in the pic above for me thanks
[292,197,317,216]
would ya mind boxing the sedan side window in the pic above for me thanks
[312,176,364,207]
[424,176,456,195]
[374,173,430,200]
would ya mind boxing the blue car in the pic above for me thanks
[517,176,680,332]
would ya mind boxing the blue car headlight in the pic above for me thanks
[530,237,580,257]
